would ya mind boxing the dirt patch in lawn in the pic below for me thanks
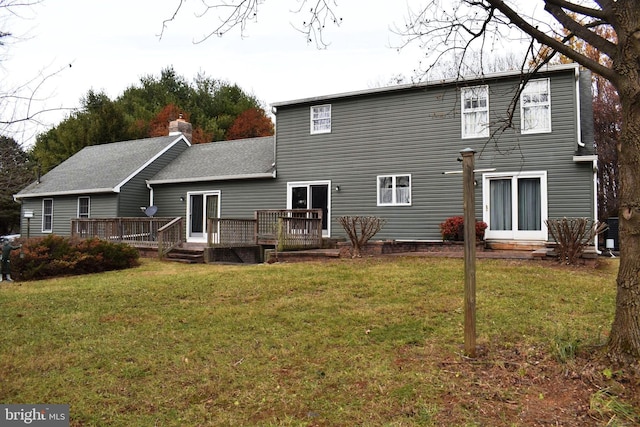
[430,344,640,426]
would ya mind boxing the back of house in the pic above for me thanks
[271,63,596,246]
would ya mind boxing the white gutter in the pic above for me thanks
[147,172,275,185]
[14,187,117,200]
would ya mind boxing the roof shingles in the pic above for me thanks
[148,136,275,184]
[17,135,186,198]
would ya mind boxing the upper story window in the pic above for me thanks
[461,85,489,139]
[78,197,90,218]
[310,105,331,134]
[521,78,551,134]
[377,174,411,206]
[42,199,53,232]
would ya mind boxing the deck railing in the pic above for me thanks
[71,217,175,247]
[207,218,257,247]
[256,209,323,250]
[157,217,184,257]
[70,210,323,253]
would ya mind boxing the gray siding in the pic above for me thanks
[19,194,118,237]
[275,69,594,241]
[151,178,281,235]
[118,140,189,217]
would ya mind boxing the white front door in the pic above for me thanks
[187,191,220,243]
[482,172,548,241]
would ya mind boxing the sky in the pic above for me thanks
[1,0,430,146]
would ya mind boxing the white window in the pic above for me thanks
[521,78,551,134]
[461,85,489,138]
[78,197,90,218]
[377,174,411,206]
[310,105,331,134]
[42,199,53,232]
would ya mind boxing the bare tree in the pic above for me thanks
[0,0,73,143]
[165,0,640,365]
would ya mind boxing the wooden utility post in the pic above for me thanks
[460,148,477,358]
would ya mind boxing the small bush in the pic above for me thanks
[11,236,140,281]
[545,218,607,265]
[337,216,387,258]
[439,216,487,241]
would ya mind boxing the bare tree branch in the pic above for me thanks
[159,0,342,48]
[158,0,184,41]
[542,1,617,59]
[0,62,74,133]
[484,0,616,82]
[545,0,607,20]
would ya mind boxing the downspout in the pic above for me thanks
[146,181,154,207]
[576,66,600,253]
[575,67,586,148]
[271,106,278,178]
[591,158,600,254]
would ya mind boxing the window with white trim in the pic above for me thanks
[377,174,411,206]
[521,78,551,134]
[461,85,489,138]
[310,105,331,134]
[42,199,53,232]
[78,197,90,218]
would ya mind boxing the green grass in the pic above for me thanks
[0,257,625,426]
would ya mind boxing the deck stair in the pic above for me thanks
[165,246,205,264]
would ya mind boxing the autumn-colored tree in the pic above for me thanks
[147,104,212,144]
[226,108,274,140]
[148,104,184,138]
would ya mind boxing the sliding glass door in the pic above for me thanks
[483,172,547,240]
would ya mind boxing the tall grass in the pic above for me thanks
[0,257,621,426]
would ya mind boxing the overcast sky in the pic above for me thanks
[2,0,432,146]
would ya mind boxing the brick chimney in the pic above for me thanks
[168,114,193,143]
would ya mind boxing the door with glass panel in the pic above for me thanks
[287,182,330,236]
[187,192,219,242]
[483,173,547,240]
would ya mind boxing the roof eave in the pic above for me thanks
[271,63,580,108]
[14,187,118,200]
[147,172,275,186]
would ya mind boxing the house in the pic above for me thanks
[270,62,596,245]
[15,63,597,250]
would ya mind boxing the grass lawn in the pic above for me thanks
[0,256,637,426]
